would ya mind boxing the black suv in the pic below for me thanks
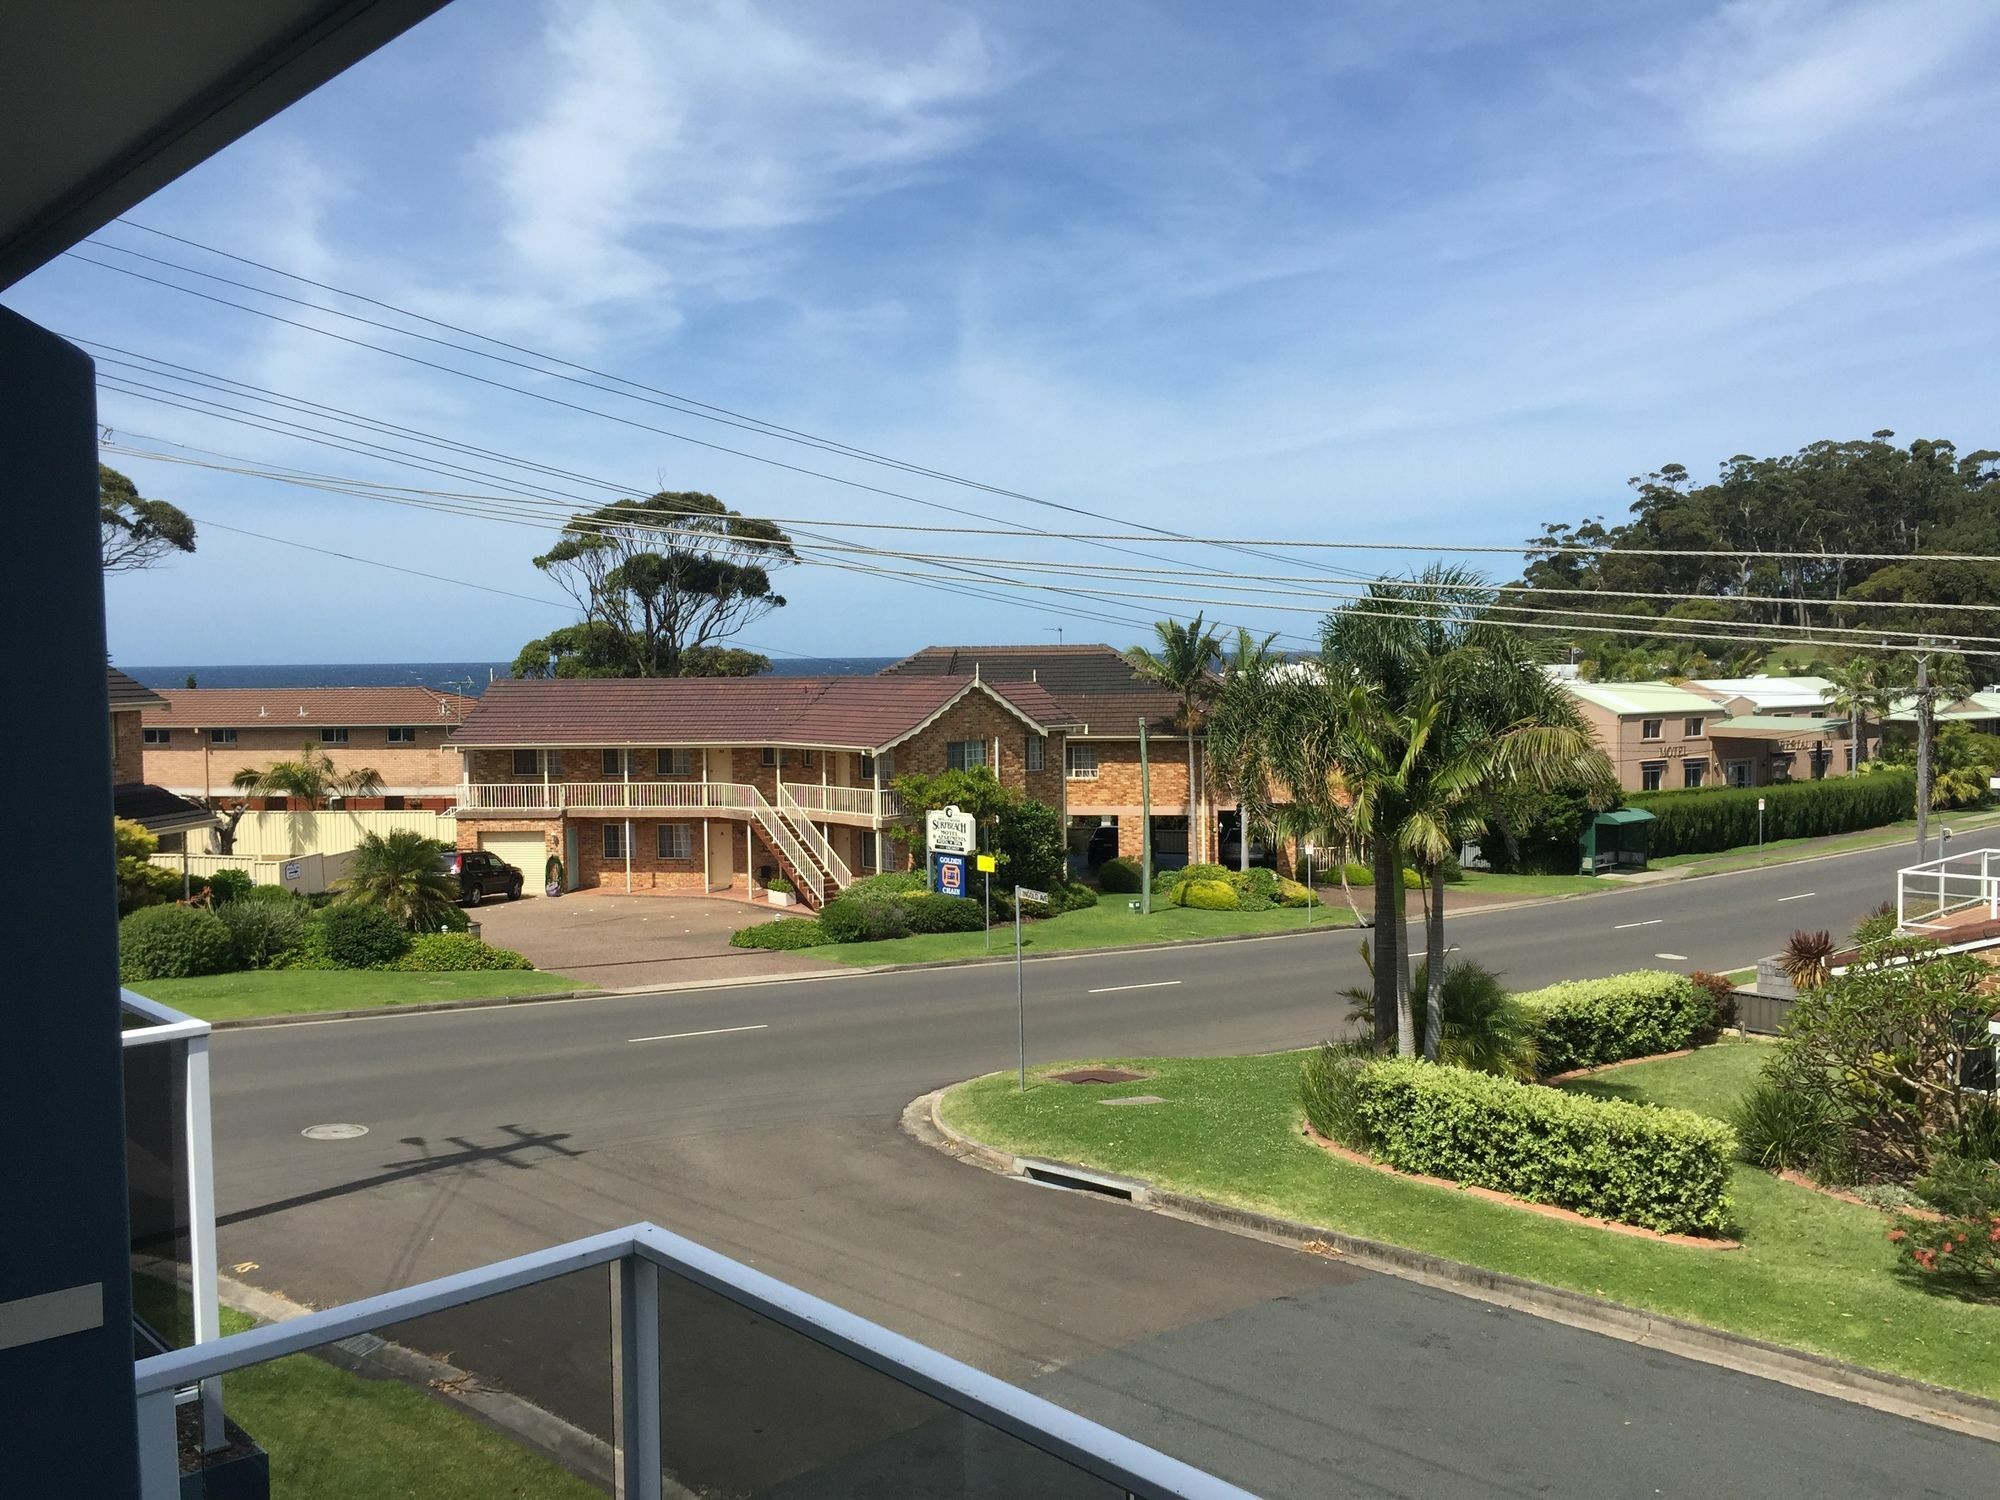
[440,849,524,905]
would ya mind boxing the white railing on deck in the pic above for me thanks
[781,782,878,819]
[777,784,854,889]
[564,780,744,812]
[1897,848,2000,930]
[461,782,564,811]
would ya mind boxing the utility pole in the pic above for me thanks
[1139,718,1153,915]
[1916,649,1933,863]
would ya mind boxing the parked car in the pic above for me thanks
[439,849,524,905]
[1084,824,1119,867]
[1217,828,1274,869]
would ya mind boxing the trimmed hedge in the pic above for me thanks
[1173,878,1239,910]
[730,917,828,950]
[1097,856,1144,893]
[1513,970,1712,1075]
[119,904,234,982]
[1307,1056,1735,1235]
[1274,877,1318,908]
[318,903,411,969]
[1629,770,1914,857]
[394,933,533,971]
[903,893,987,933]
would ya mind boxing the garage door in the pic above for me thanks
[478,832,548,886]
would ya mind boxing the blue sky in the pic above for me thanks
[11,0,2000,665]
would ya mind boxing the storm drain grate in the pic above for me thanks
[1049,1068,1149,1085]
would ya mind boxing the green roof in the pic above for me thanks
[1562,680,1720,716]
[1593,807,1656,825]
[1709,715,1846,736]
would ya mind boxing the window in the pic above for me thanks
[1684,717,1704,739]
[601,748,626,777]
[800,749,817,769]
[1026,736,1044,772]
[657,823,693,860]
[658,748,692,777]
[1726,761,1753,787]
[859,753,876,781]
[1683,758,1707,788]
[386,726,416,745]
[143,727,170,746]
[1065,743,1099,780]
[761,747,778,767]
[1640,718,1663,741]
[603,823,625,859]
[512,749,539,777]
[859,839,878,874]
[383,795,406,810]
[1639,762,1665,792]
[210,728,237,745]
[946,739,987,771]
[320,727,349,745]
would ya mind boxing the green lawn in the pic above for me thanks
[1450,870,1607,899]
[132,968,588,1022]
[940,1042,2000,1399]
[212,1308,601,1498]
[802,899,1361,965]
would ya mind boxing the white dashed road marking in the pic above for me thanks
[1778,892,1817,902]
[1086,981,1184,995]
[628,1024,769,1043]
[1613,919,1664,930]
[1655,952,1689,961]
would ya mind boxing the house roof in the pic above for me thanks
[107,666,166,712]
[1707,715,1848,738]
[448,675,1073,752]
[1887,691,2000,724]
[879,643,1188,734]
[142,686,472,729]
[1689,675,1833,711]
[1561,680,1721,717]
[112,783,214,835]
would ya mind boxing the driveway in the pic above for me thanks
[467,890,830,989]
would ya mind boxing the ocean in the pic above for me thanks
[124,658,900,693]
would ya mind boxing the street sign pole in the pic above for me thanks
[1013,885,1047,1091]
[985,868,991,955]
[1758,796,1765,854]
[1304,844,1314,927]
[1139,719,1153,916]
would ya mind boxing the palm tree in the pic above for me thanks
[1652,642,1712,683]
[1125,615,1224,865]
[1205,628,1282,871]
[337,829,459,931]
[231,741,386,805]
[1824,655,1890,773]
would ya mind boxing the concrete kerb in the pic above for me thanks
[907,1089,2000,1446]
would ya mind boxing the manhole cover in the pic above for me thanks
[301,1123,369,1141]
[1049,1068,1149,1085]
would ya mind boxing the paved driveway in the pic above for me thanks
[467,890,830,989]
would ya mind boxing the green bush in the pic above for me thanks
[817,892,911,943]
[730,917,828,950]
[217,893,310,970]
[119,904,235,982]
[205,867,255,904]
[1298,1042,1373,1149]
[766,875,795,896]
[395,933,534,972]
[1050,883,1099,914]
[844,871,927,898]
[903,893,987,933]
[1229,866,1280,899]
[1173,878,1239,911]
[1630,771,1914,857]
[317,902,412,969]
[1732,1071,1850,1180]
[1097,856,1144,893]
[1513,970,1712,1074]
[1323,1057,1736,1235]
[1685,970,1740,1035]
[1273,876,1319,908]
[1338,863,1424,890]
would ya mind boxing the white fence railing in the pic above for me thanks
[564,780,753,813]
[462,780,906,822]
[460,782,565,811]
[777,784,854,890]
[779,782,902,821]
[1897,849,2000,930]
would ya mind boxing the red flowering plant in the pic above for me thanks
[1891,1154,2000,1295]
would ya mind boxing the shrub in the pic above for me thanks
[1338,863,1424,889]
[1513,970,1712,1074]
[730,917,828,950]
[1097,856,1144,893]
[1779,929,1836,992]
[1299,1043,1374,1148]
[1630,771,1914,857]
[317,901,411,969]
[844,871,927,899]
[903,893,987,934]
[1049,883,1099,914]
[1685,970,1740,1036]
[1229,866,1280,899]
[1914,1154,2000,1217]
[766,875,795,896]
[395,933,534,971]
[1732,1070,1850,1179]
[994,797,1066,894]
[1273,877,1319,908]
[817,892,910,943]
[120,904,235,988]
[1411,960,1540,1080]
[1173,878,1239,911]
[205,867,255,904]
[119,904,235,982]
[1155,862,1230,895]
[1336,1057,1736,1235]
[115,818,181,915]
[217,893,310,970]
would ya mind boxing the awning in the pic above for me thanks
[1707,715,1846,739]
[1593,807,1656,826]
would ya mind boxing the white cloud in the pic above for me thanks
[1643,0,1999,157]
[476,0,1001,304]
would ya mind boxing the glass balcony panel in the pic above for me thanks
[125,1034,192,1354]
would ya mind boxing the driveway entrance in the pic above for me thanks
[469,891,829,989]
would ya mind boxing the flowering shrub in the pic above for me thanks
[1889,1215,2000,1291]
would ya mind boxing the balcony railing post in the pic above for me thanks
[136,1386,179,1500]
[184,1033,225,1452]
[611,1255,662,1500]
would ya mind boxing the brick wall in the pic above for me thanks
[458,819,563,857]
[145,724,460,796]
[893,691,1064,801]
[111,709,145,784]
[572,815,710,893]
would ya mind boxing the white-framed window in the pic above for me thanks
[1683,758,1707,788]
[210,728,238,746]
[143,727,170,745]
[320,727,349,745]
[761,747,778,767]
[947,739,987,771]
[658,748,692,776]
[386,726,416,745]
[1026,736,1044,772]
[601,748,626,777]
[1640,718,1663,741]
[1639,761,1665,791]
[859,752,876,781]
[1684,717,1704,739]
[603,823,625,859]
[1065,743,1099,780]
[512,749,539,777]
[657,823,693,860]
[859,839,878,874]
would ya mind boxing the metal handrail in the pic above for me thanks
[134,1222,1249,1500]
[777,782,855,889]
[1897,848,2000,929]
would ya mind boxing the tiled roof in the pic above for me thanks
[143,686,473,729]
[879,643,1187,735]
[448,674,1073,751]
[107,666,166,712]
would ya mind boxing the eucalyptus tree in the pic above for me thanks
[1124,614,1224,864]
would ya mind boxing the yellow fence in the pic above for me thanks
[219,807,452,860]
[148,849,354,895]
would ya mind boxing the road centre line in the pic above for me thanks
[1655,952,1689,961]
[1086,980,1184,994]
[627,1024,769,1043]
[1777,892,1817,902]
[1613,919,1664,929]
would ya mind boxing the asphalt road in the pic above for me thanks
[206,830,1998,1497]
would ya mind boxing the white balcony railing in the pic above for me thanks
[778,783,854,889]
[462,780,907,821]
[564,780,747,813]
[1897,848,2000,931]
[780,781,905,822]
[459,782,565,811]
